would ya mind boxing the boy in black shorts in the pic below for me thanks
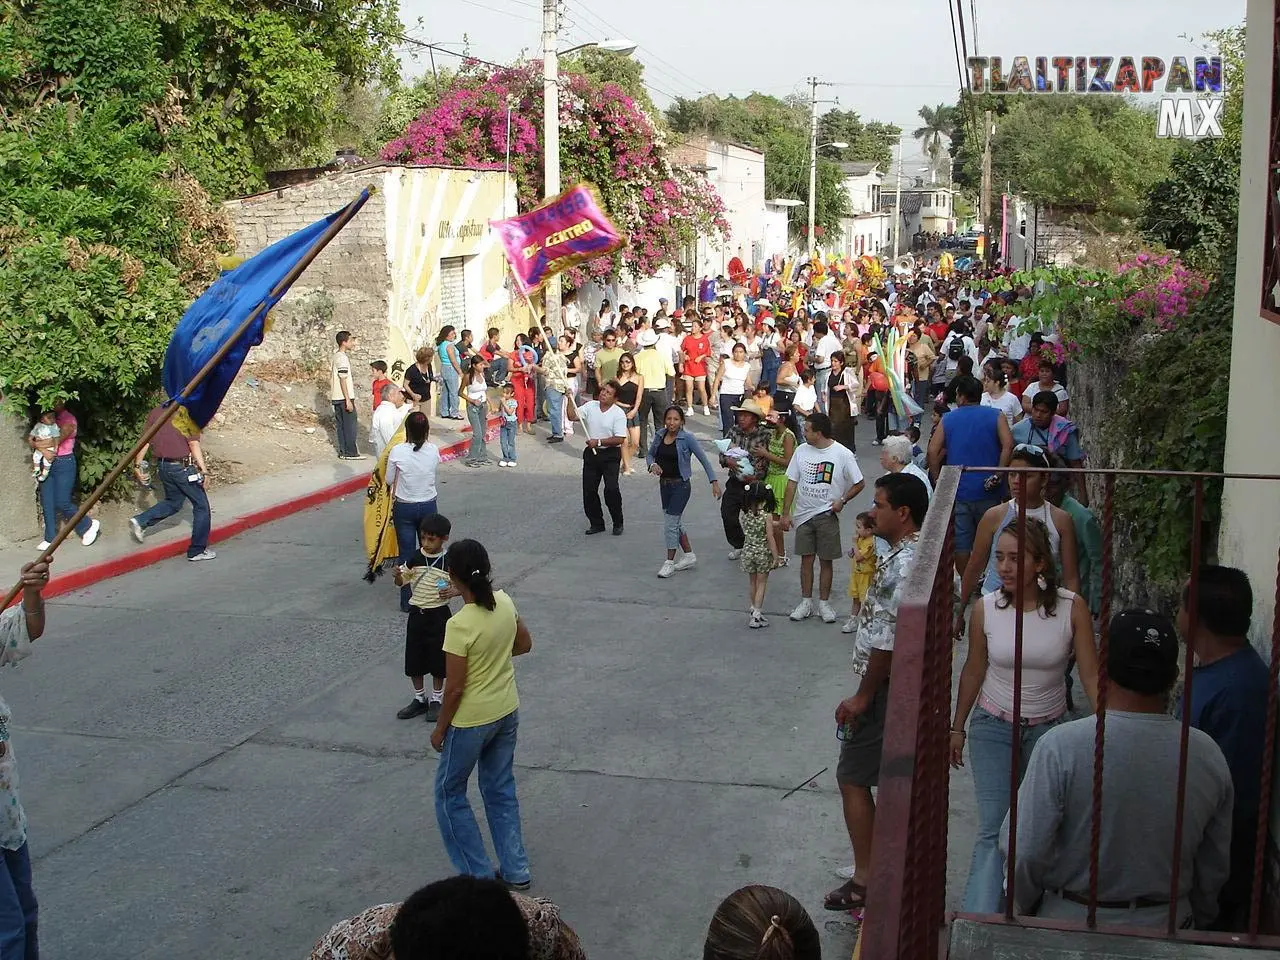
[392,513,455,721]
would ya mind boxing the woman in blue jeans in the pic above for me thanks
[949,518,1097,913]
[34,401,99,550]
[430,539,533,889]
[436,325,464,420]
[386,412,440,612]
[646,407,721,578]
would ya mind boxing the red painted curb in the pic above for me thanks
[18,417,502,603]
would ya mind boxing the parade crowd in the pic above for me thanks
[0,258,1272,960]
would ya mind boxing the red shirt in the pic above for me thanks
[927,321,949,344]
[681,334,710,377]
[146,406,197,460]
[371,377,392,408]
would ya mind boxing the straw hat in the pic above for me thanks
[637,330,659,347]
[730,397,769,419]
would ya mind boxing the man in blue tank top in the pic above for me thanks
[927,374,1013,576]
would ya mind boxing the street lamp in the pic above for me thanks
[806,141,849,255]
[542,1,636,329]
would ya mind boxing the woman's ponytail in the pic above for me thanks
[446,539,496,610]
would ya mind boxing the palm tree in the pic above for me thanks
[913,104,956,176]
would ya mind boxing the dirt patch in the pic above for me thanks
[196,357,339,484]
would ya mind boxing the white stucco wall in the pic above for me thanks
[1220,0,1279,644]
[695,141,767,276]
[1219,0,1279,849]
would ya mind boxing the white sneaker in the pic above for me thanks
[673,552,697,571]
[841,616,858,634]
[727,549,741,560]
[702,406,711,417]
[188,550,217,562]
[818,600,838,623]
[790,598,813,621]
[129,517,145,543]
[834,864,857,880]
[35,541,50,552]
[81,518,101,546]
[749,612,766,629]
[657,560,677,578]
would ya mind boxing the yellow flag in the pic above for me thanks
[363,424,406,581]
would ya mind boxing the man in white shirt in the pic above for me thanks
[939,327,979,379]
[567,380,628,535]
[655,316,683,391]
[370,384,411,457]
[331,330,364,459]
[564,288,587,342]
[780,412,865,624]
[811,318,842,414]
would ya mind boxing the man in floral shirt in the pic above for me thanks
[824,472,928,913]
[718,398,774,559]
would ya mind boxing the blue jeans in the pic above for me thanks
[39,455,90,542]
[545,389,565,438]
[0,842,38,960]
[133,460,211,557]
[393,498,437,611]
[434,710,529,884]
[962,706,1063,913]
[439,365,461,418]
[500,421,517,462]
[466,403,489,462]
[718,394,741,436]
[659,480,691,549]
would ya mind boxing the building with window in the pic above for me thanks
[837,161,891,257]
[671,136,770,281]
[223,163,528,377]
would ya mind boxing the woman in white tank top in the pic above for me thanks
[958,445,1081,605]
[950,517,1098,915]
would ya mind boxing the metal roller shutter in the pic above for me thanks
[439,257,466,327]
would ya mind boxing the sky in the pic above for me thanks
[395,0,1245,172]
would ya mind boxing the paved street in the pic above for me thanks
[12,414,976,960]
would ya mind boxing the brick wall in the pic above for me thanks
[224,171,390,378]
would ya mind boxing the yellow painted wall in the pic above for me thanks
[382,166,535,375]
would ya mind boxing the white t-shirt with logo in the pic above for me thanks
[784,440,863,527]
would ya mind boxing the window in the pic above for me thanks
[1265,0,1280,323]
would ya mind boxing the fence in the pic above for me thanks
[858,465,1280,959]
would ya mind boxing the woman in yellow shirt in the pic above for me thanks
[430,539,534,888]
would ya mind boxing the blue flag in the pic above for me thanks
[162,189,369,434]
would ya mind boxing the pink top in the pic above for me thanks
[55,410,77,457]
[979,587,1076,720]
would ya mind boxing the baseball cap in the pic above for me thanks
[659,297,669,305]
[671,309,684,319]
[762,316,776,327]
[1108,609,1180,696]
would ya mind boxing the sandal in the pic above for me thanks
[823,878,867,912]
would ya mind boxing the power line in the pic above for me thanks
[453,0,540,22]
[563,0,711,96]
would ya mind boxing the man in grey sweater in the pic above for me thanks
[1001,609,1233,929]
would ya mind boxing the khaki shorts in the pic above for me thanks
[794,511,842,560]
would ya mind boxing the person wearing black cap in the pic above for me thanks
[1003,609,1234,929]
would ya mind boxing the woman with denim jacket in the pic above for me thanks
[646,406,721,579]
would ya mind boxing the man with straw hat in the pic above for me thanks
[718,396,773,561]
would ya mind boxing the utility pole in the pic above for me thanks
[542,0,561,327]
[892,136,903,259]
[806,76,820,256]
[981,109,993,266]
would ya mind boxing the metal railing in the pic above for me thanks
[859,465,1280,959]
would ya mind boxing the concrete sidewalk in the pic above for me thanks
[0,416,500,601]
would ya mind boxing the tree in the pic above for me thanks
[155,0,402,198]
[1139,24,1244,268]
[817,109,900,169]
[382,62,726,284]
[0,0,230,493]
[559,47,657,119]
[665,93,880,237]
[913,103,955,176]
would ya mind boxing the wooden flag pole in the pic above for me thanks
[2,189,371,610]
